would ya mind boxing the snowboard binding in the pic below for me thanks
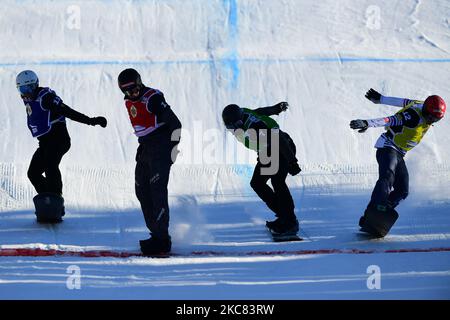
[269,229,302,242]
[33,192,65,223]
[266,219,302,242]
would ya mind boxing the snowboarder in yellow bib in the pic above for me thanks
[222,102,301,241]
[350,89,446,237]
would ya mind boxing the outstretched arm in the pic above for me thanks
[350,116,400,133]
[253,102,289,116]
[41,93,107,127]
[59,104,105,126]
[350,108,420,133]
[365,88,411,108]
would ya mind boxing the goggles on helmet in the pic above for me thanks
[225,120,244,130]
[17,83,38,97]
[120,82,142,97]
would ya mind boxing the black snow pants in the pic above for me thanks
[135,130,173,239]
[250,132,297,221]
[368,147,409,210]
[27,124,71,195]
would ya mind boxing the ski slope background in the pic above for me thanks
[1,0,450,299]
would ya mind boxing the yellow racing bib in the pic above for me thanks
[387,100,431,152]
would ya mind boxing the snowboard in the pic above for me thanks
[267,227,303,242]
[359,206,399,238]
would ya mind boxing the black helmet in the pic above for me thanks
[222,104,244,129]
[118,68,143,97]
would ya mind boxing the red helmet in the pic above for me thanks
[423,95,446,122]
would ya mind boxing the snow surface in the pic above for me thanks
[0,0,450,299]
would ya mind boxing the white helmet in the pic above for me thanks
[16,70,39,97]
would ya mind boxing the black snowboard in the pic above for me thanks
[359,206,399,238]
[267,227,303,242]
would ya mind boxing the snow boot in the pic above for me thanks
[139,236,172,255]
[267,218,299,235]
[265,218,280,230]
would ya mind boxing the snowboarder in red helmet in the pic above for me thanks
[350,89,446,237]
[423,95,446,123]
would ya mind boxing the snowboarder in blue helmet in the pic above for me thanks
[222,102,302,241]
[350,88,446,237]
[16,70,107,223]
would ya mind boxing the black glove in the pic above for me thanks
[365,88,381,104]
[350,119,369,133]
[288,161,301,176]
[275,102,289,112]
[90,116,107,128]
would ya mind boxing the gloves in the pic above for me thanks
[288,161,301,176]
[350,119,369,133]
[275,102,289,112]
[90,116,107,128]
[365,88,382,104]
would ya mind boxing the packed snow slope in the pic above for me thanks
[1,0,450,210]
[0,0,450,300]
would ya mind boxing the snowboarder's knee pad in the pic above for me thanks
[362,206,399,237]
[33,192,64,223]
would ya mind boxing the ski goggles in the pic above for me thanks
[125,86,141,97]
[17,83,37,96]
[424,112,442,123]
[225,120,244,130]
[120,82,142,97]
